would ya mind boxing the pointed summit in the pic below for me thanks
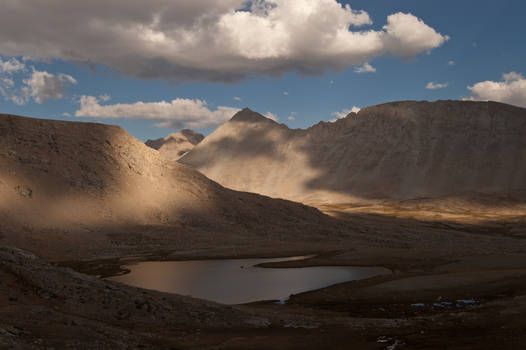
[230,108,274,123]
[177,129,205,145]
[145,129,204,160]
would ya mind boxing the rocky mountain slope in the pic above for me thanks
[0,114,347,260]
[180,101,526,205]
[146,129,204,160]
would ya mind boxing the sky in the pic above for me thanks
[0,0,525,141]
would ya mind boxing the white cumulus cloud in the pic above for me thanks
[0,1,448,82]
[1,78,14,88]
[354,62,376,74]
[330,106,361,122]
[467,72,526,108]
[264,112,279,122]
[75,96,241,129]
[22,69,77,104]
[426,82,448,90]
[0,57,25,103]
[0,57,25,74]
[99,94,111,102]
[0,57,76,105]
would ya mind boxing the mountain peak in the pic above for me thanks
[145,129,204,160]
[230,108,273,123]
[176,129,205,144]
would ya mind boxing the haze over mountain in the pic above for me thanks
[146,129,204,160]
[180,100,526,205]
[0,114,346,260]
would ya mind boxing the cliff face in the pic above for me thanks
[0,114,342,260]
[181,101,526,204]
[146,129,204,160]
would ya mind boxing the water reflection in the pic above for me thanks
[108,256,390,304]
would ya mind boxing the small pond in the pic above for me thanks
[107,256,391,304]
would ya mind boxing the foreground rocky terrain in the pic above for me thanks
[0,246,277,349]
[146,129,204,160]
[181,101,526,207]
[2,224,526,350]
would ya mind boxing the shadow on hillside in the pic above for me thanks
[0,113,356,260]
[180,123,289,169]
[182,101,526,205]
[325,208,526,241]
[300,101,526,202]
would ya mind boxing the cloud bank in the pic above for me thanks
[0,0,448,82]
[75,96,240,129]
[467,72,526,108]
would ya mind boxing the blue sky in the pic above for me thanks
[0,0,525,141]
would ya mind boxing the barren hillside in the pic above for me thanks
[0,114,346,260]
[0,246,276,349]
[146,129,204,160]
[180,101,526,206]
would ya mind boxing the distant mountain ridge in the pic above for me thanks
[180,100,526,205]
[146,129,204,160]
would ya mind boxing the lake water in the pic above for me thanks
[107,256,391,304]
